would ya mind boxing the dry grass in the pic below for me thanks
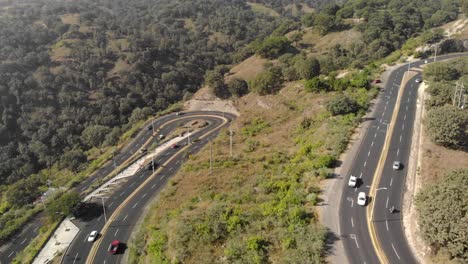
[420,135,468,183]
[246,2,280,17]
[226,55,270,82]
[60,13,80,25]
[108,58,131,76]
[134,81,331,263]
[108,38,130,52]
[300,27,362,55]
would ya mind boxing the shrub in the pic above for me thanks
[425,105,467,148]
[256,36,292,59]
[227,78,248,97]
[326,95,359,116]
[415,170,468,263]
[249,67,283,95]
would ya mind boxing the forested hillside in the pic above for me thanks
[0,0,306,186]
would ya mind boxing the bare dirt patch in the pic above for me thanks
[184,86,239,115]
[60,13,80,25]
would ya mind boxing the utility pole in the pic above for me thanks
[229,125,233,158]
[434,45,438,63]
[100,197,107,223]
[453,82,466,109]
[112,148,117,168]
[152,156,155,174]
[210,142,213,175]
[151,119,155,135]
[187,129,190,145]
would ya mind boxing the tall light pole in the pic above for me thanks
[209,142,213,175]
[100,197,108,223]
[229,125,233,158]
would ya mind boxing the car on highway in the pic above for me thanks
[393,161,401,170]
[87,230,98,242]
[171,144,178,149]
[348,175,357,187]
[357,192,367,206]
[147,162,158,170]
[158,134,164,140]
[108,240,120,254]
[147,125,153,131]
[415,79,422,83]
[139,148,147,154]
[176,111,183,116]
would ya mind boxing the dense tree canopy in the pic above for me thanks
[0,0,289,185]
[425,105,467,149]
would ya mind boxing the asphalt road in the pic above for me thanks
[61,112,233,264]
[0,111,233,264]
[339,53,466,264]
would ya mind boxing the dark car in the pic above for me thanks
[147,125,153,131]
[108,240,120,254]
[374,79,382,84]
[171,144,178,149]
[147,162,158,170]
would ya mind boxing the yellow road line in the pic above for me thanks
[86,115,228,263]
[366,71,414,264]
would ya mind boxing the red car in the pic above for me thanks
[108,240,120,254]
[373,79,381,84]
[171,144,178,149]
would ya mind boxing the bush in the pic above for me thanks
[294,57,320,80]
[304,77,329,93]
[256,36,292,59]
[326,95,359,116]
[415,170,468,263]
[424,105,467,148]
[227,78,248,97]
[249,67,283,95]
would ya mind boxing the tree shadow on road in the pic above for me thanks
[323,228,341,257]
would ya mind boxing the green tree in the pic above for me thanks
[60,148,87,171]
[256,36,291,59]
[294,57,320,80]
[46,191,81,221]
[424,105,467,148]
[326,95,359,116]
[304,77,329,93]
[6,176,43,207]
[314,13,335,35]
[81,125,110,148]
[249,67,283,95]
[205,69,226,97]
[415,170,468,263]
[227,78,248,97]
[290,31,303,47]
[463,0,468,15]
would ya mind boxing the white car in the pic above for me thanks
[88,230,98,242]
[415,79,422,83]
[348,175,357,187]
[357,192,367,206]
[393,161,401,170]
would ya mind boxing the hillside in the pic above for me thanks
[1,0,467,262]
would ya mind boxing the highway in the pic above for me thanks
[0,111,233,264]
[61,112,234,263]
[339,53,466,264]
